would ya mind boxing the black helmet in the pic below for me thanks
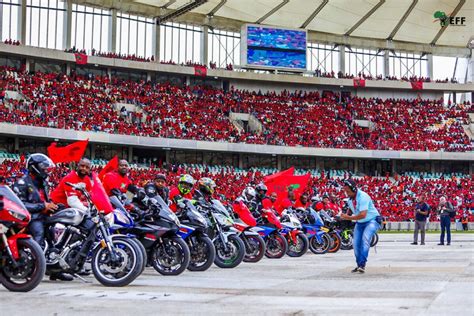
[27,153,55,179]
[255,183,268,199]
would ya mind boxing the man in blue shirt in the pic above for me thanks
[340,179,380,273]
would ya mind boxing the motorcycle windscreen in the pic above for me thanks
[183,200,207,227]
[0,185,30,218]
[151,195,179,224]
[1,185,28,210]
[90,172,114,214]
[109,195,127,212]
[211,199,230,217]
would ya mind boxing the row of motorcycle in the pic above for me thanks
[0,182,378,292]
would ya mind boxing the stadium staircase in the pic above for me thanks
[462,113,474,140]
[229,112,265,134]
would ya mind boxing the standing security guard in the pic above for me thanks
[13,153,73,281]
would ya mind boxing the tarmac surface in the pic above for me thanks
[1,233,473,316]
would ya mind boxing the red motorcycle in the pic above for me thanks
[0,185,46,292]
[231,201,266,263]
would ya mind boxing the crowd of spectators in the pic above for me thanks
[0,67,472,152]
[91,48,154,62]
[0,158,471,222]
[3,39,21,46]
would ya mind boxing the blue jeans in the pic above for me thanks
[353,219,379,268]
[440,216,451,244]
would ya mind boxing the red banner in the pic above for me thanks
[353,78,366,88]
[90,172,114,214]
[194,65,207,77]
[74,53,88,65]
[47,140,88,164]
[410,81,423,90]
[98,155,119,181]
[263,167,295,184]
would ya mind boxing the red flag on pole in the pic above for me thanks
[194,65,207,77]
[353,78,366,88]
[47,139,88,164]
[74,53,88,65]
[410,81,423,90]
[90,172,114,214]
[98,155,119,181]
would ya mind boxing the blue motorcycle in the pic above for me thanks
[295,207,331,254]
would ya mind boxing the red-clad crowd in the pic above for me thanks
[3,39,21,46]
[0,67,472,151]
[0,159,471,222]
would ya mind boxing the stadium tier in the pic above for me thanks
[0,67,472,152]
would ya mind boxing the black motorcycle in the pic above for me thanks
[43,182,144,287]
[177,199,216,271]
[127,194,191,276]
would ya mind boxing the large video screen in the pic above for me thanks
[242,25,307,71]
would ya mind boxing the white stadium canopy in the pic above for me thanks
[111,0,474,48]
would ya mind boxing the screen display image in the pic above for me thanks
[247,49,306,69]
[242,25,307,70]
[247,26,306,50]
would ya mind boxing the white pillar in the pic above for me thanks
[20,0,27,45]
[152,18,160,62]
[338,45,345,74]
[201,25,208,66]
[64,0,72,49]
[110,9,117,53]
[383,50,390,78]
[427,53,434,79]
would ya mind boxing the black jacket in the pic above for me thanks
[144,182,169,202]
[12,175,49,220]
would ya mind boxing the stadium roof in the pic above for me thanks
[77,0,473,51]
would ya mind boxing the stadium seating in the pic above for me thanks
[0,67,472,152]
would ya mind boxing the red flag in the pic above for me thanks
[99,155,119,181]
[263,167,295,183]
[410,81,423,90]
[47,139,88,164]
[353,78,366,88]
[74,53,88,65]
[194,65,207,77]
[90,172,114,214]
[265,173,310,198]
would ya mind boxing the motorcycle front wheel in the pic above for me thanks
[92,237,143,287]
[187,235,215,272]
[213,234,245,269]
[370,233,379,247]
[264,232,288,259]
[243,234,266,263]
[0,238,46,292]
[309,233,331,254]
[151,237,191,276]
[328,232,342,253]
[286,232,309,257]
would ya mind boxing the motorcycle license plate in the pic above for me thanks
[321,227,330,233]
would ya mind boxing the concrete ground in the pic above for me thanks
[1,234,473,316]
